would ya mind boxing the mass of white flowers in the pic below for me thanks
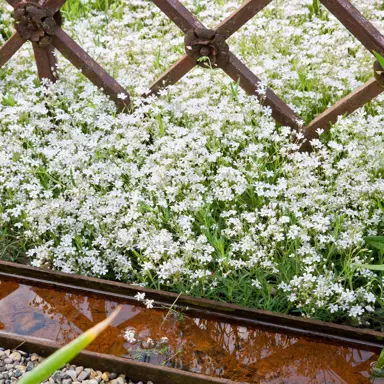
[1,0,384,325]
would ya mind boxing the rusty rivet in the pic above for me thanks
[184,27,229,69]
[12,1,59,47]
[200,46,210,57]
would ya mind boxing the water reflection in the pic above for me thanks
[0,279,379,383]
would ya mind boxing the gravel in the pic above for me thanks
[0,348,154,384]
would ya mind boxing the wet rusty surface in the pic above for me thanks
[0,277,381,383]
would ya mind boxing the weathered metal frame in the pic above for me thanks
[147,0,384,149]
[0,0,131,110]
[1,260,384,353]
[0,0,384,148]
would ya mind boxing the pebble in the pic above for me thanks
[66,369,77,381]
[9,352,21,362]
[0,348,154,384]
[76,366,84,376]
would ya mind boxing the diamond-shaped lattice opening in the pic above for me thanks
[0,0,131,110]
[1,0,384,151]
[227,0,380,125]
[147,0,384,148]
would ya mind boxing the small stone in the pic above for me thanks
[3,360,13,365]
[49,378,55,384]
[13,370,22,378]
[147,382,154,384]
[62,380,72,384]
[110,373,118,380]
[65,369,77,381]
[110,378,124,384]
[76,366,84,376]
[15,365,26,374]
[17,351,28,357]
[51,371,62,383]
[90,369,97,378]
[89,380,98,384]
[101,372,110,381]
[26,362,34,372]
[30,354,39,362]
[77,368,91,381]
[4,351,10,357]
[9,353,21,362]
[0,352,4,358]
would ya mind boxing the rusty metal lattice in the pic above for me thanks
[0,0,131,110]
[1,0,384,151]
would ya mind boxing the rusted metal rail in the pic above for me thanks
[0,260,384,383]
[1,0,384,150]
[0,260,384,352]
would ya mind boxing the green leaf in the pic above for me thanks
[18,306,121,384]
[356,264,384,271]
[365,236,384,252]
[376,348,384,370]
[373,51,384,70]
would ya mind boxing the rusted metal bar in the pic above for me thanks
[0,332,233,384]
[32,43,58,82]
[303,78,383,143]
[150,0,204,33]
[215,0,273,40]
[147,54,196,96]
[52,27,131,111]
[222,52,302,130]
[0,32,26,68]
[320,0,384,55]
[1,260,383,352]
[43,0,67,14]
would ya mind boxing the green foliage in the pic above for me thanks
[356,237,384,271]
[372,349,384,378]
[374,51,384,70]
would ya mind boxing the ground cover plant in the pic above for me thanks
[1,0,384,329]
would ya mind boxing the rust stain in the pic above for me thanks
[0,278,379,383]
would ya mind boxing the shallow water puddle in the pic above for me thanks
[0,278,380,383]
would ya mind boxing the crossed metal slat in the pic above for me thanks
[0,0,131,110]
[1,0,384,150]
[148,0,384,148]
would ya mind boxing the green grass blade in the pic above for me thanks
[373,51,384,70]
[365,236,384,252]
[356,264,384,271]
[18,306,121,384]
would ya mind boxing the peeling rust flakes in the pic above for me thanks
[13,2,58,47]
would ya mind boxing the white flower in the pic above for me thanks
[124,329,137,343]
[145,299,155,309]
[134,292,146,302]
[117,93,128,100]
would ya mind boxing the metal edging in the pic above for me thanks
[0,260,384,354]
